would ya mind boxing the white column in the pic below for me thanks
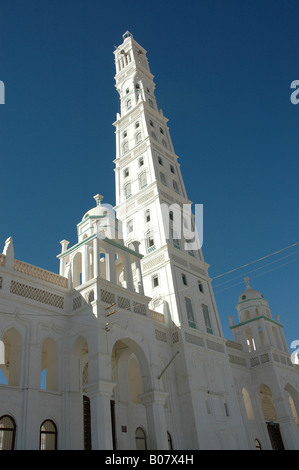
[123,253,134,291]
[140,390,169,450]
[82,244,90,284]
[87,381,116,450]
[93,237,99,278]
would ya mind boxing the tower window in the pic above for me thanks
[150,120,154,127]
[123,131,127,138]
[151,131,157,140]
[139,157,144,166]
[160,127,164,135]
[127,220,133,233]
[124,182,132,199]
[169,211,173,221]
[202,304,213,334]
[148,99,154,108]
[139,171,147,189]
[162,139,167,148]
[135,83,140,89]
[173,180,180,194]
[182,273,188,286]
[146,231,155,251]
[185,297,196,329]
[160,172,167,186]
[126,88,130,94]
[158,156,163,165]
[170,165,175,174]
[145,209,150,223]
[124,167,129,178]
[135,132,142,144]
[198,281,204,293]
[135,121,140,128]
[123,141,129,154]
[127,99,132,110]
[152,275,159,288]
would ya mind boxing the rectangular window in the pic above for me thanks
[198,281,204,293]
[173,180,180,193]
[202,304,213,334]
[145,209,150,223]
[160,172,167,186]
[127,220,133,233]
[185,297,196,329]
[139,172,147,189]
[139,157,144,166]
[182,273,188,285]
[152,275,159,288]
[124,167,129,178]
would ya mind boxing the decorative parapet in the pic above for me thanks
[149,310,165,323]
[14,259,68,288]
[10,280,64,309]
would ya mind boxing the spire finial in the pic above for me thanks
[122,31,133,40]
[244,277,250,288]
[93,194,104,206]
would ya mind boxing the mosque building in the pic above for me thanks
[0,32,298,450]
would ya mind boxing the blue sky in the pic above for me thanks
[0,0,298,347]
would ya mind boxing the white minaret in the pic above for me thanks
[113,31,223,336]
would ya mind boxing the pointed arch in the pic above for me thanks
[2,328,22,386]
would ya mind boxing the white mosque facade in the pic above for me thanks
[0,32,298,450]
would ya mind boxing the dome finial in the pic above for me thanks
[244,276,250,288]
[93,194,104,206]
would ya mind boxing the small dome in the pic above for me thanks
[82,194,114,221]
[238,277,264,304]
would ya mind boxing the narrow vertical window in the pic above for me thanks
[124,182,132,199]
[0,415,16,450]
[127,219,133,233]
[185,297,196,329]
[173,180,180,194]
[135,427,147,450]
[160,172,167,186]
[152,274,159,288]
[40,420,57,450]
[182,273,188,286]
[139,171,147,189]
[145,209,150,223]
[202,304,213,334]
[198,281,204,293]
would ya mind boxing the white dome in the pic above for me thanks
[82,194,114,221]
[237,277,264,304]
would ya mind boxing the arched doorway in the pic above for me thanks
[111,338,153,449]
[259,384,284,450]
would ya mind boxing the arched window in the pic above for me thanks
[255,438,262,450]
[139,171,147,189]
[124,182,132,199]
[123,141,129,154]
[135,131,142,144]
[40,420,57,450]
[0,415,16,450]
[135,427,147,450]
[126,99,132,110]
[167,431,173,450]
